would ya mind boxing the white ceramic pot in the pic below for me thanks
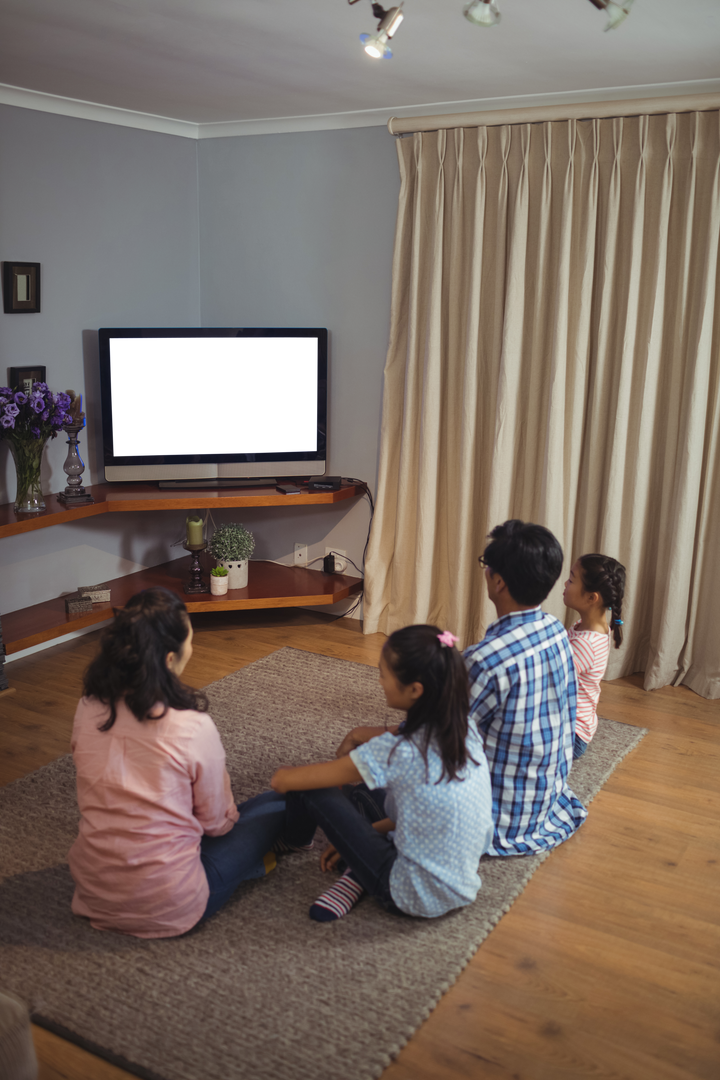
[210,574,229,596]
[218,559,248,589]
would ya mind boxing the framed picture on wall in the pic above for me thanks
[2,262,41,313]
[8,366,46,394]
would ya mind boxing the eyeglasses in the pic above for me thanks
[478,556,491,569]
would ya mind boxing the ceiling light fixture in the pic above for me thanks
[463,0,501,27]
[586,0,634,30]
[359,31,393,58]
[351,1,405,59]
[349,0,633,56]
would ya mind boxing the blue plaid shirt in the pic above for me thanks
[464,607,587,856]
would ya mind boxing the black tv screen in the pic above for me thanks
[98,327,327,484]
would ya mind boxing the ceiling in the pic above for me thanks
[1,0,719,131]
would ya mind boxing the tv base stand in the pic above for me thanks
[158,478,276,490]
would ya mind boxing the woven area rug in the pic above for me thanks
[0,647,646,1080]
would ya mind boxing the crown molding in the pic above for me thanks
[2,79,720,141]
[0,84,200,138]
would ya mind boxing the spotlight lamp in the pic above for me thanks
[586,0,634,30]
[349,0,634,52]
[463,0,501,27]
[360,31,393,58]
[352,0,404,59]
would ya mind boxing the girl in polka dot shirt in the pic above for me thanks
[271,625,494,922]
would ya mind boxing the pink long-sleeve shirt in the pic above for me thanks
[68,696,239,938]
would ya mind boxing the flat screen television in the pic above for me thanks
[98,327,327,486]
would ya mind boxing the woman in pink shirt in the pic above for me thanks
[68,588,285,938]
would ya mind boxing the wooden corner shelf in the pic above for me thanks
[0,481,365,539]
[0,480,366,653]
[2,557,363,654]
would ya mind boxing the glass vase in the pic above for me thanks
[9,437,48,513]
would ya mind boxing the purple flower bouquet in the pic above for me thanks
[1,382,72,512]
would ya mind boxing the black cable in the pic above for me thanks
[344,478,375,572]
[345,478,375,515]
[320,478,375,622]
[328,588,364,622]
[326,550,364,576]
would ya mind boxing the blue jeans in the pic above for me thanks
[200,790,287,920]
[282,784,401,914]
[573,733,589,759]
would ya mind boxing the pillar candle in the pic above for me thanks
[186,513,204,546]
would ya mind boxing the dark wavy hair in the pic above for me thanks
[578,554,626,649]
[384,624,474,783]
[482,519,563,606]
[82,587,208,730]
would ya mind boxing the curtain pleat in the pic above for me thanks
[364,110,720,698]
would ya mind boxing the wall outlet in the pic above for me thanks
[294,543,308,567]
[325,547,347,574]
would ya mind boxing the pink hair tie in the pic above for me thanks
[437,630,459,648]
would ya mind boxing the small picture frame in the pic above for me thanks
[2,262,41,313]
[8,366,46,394]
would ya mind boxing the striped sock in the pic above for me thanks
[273,837,315,854]
[309,870,365,922]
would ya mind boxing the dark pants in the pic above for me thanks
[283,783,401,914]
[573,733,589,759]
[200,790,287,920]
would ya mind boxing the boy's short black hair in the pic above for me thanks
[482,520,563,605]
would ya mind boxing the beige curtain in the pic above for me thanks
[364,110,720,699]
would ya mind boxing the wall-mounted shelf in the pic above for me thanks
[0,481,365,653]
[0,480,365,538]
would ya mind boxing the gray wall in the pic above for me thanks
[0,105,200,617]
[197,127,399,589]
[0,110,400,626]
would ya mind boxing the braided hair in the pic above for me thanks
[83,587,208,730]
[383,624,474,782]
[577,554,626,648]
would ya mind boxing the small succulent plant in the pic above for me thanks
[210,565,229,577]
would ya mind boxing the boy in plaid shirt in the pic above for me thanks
[464,521,587,856]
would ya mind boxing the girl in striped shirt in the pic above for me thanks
[563,554,626,759]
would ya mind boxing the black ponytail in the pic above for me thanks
[383,625,474,782]
[83,587,208,729]
[578,554,626,648]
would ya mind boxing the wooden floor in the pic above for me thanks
[1,609,718,1080]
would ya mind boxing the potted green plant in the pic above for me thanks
[208,522,255,589]
[210,565,229,596]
